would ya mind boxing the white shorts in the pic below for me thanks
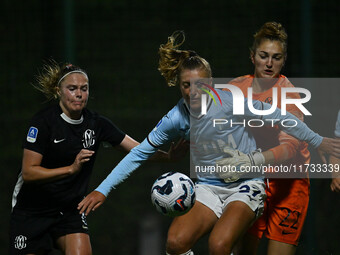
[195,179,266,218]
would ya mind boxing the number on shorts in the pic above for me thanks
[239,185,261,197]
[279,207,301,229]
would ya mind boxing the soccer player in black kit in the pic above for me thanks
[9,61,185,255]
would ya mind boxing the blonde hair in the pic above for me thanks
[158,31,211,87]
[251,21,288,58]
[34,60,87,101]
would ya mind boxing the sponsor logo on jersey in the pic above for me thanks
[54,138,66,143]
[282,230,294,235]
[27,127,38,143]
[83,129,95,148]
[14,235,27,250]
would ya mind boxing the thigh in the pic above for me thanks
[209,201,256,252]
[209,179,266,253]
[56,233,92,255]
[265,179,309,246]
[52,211,91,254]
[167,201,218,250]
[267,239,296,255]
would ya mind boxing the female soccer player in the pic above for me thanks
[222,22,320,254]
[9,61,182,255]
[78,31,340,255]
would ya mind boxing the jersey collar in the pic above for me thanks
[60,112,84,125]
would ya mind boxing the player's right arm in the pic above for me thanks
[22,148,95,183]
[78,109,182,215]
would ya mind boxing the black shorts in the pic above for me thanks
[9,209,89,254]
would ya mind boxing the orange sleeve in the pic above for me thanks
[269,78,306,164]
[269,131,300,163]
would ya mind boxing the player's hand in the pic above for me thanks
[78,191,106,216]
[168,138,190,161]
[330,178,340,192]
[216,147,265,182]
[70,149,95,175]
[317,137,340,163]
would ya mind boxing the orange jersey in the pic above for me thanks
[229,74,310,173]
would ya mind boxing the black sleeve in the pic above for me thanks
[98,116,126,147]
[22,114,50,155]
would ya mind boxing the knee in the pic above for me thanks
[208,236,232,255]
[166,232,192,254]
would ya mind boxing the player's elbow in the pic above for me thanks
[21,168,38,183]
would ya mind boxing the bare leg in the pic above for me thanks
[209,201,256,255]
[267,239,296,255]
[56,233,92,255]
[166,201,218,254]
[234,233,260,255]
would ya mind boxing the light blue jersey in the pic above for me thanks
[335,110,340,138]
[96,90,323,196]
[190,89,322,186]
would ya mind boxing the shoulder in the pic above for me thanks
[276,75,294,88]
[229,75,253,87]
[154,98,189,133]
[30,104,61,125]
[166,98,189,122]
[83,108,113,125]
[83,108,123,131]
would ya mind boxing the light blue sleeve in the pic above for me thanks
[244,99,323,148]
[95,138,158,196]
[95,111,180,197]
[335,110,340,138]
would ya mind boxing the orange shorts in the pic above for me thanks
[248,178,310,246]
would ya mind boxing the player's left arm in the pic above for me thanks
[222,101,340,167]
[267,105,304,164]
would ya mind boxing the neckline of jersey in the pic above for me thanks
[60,112,84,125]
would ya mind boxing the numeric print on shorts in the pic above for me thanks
[278,207,301,230]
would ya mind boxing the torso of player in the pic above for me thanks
[13,104,125,214]
[149,97,260,187]
[230,75,310,167]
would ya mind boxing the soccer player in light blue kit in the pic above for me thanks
[78,32,340,255]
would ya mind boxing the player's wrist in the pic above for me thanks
[250,151,265,166]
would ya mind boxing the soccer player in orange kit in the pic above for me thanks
[229,22,310,255]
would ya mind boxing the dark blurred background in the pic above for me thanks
[1,0,339,254]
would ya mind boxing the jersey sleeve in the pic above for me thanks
[268,131,301,163]
[95,113,179,196]
[244,99,323,148]
[147,113,181,147]
[98,116,126,146]
[95,138,158,196]
[335,110,340,138]
[23,115,50,155]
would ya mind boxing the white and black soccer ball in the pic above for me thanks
[151,172,196,217]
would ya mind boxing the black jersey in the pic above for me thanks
[12,104,125,214]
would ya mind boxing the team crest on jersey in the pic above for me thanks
[14,235,27,250]
[264,97,272,104]
[27,127,38,143]
[83,129,95,148]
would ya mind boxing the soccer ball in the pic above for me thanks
[151,172,196,217]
